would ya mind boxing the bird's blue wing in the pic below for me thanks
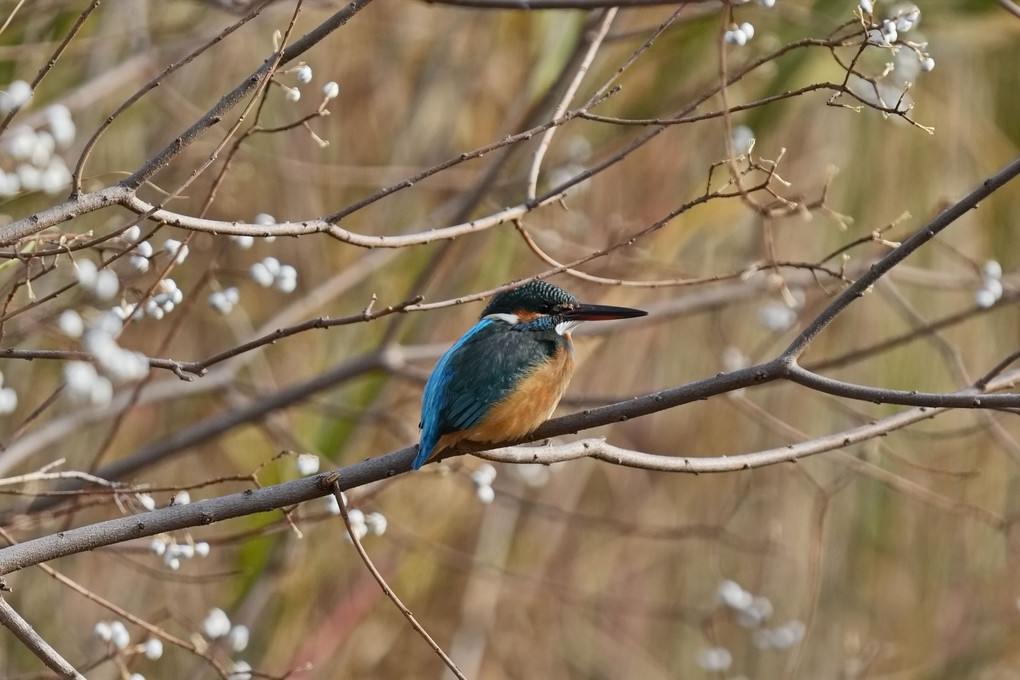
[415,320,555,469]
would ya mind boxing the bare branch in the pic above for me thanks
[0,595,86,679]
[330,481,467,678]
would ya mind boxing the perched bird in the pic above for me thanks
[414,281,647,470]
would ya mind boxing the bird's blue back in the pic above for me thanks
[415,316,563,469]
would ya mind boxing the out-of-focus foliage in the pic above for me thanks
[0,0,1018,678]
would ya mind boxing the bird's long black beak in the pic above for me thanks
[561,302,647,321]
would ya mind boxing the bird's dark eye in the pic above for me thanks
[548,303,573,315]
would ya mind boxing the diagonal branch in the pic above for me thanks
[0,595,86,679]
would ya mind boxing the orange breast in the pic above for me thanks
[437,344,575,452]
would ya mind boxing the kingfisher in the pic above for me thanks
[414,281,647,470]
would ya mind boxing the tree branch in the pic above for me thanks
[0,595,85,679]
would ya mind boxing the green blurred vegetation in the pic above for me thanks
[0,0,1019,678]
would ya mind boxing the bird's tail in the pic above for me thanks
[413,429,438,470]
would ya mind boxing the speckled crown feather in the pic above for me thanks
[481,281,578,318]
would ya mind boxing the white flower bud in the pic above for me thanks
[471,463,497,487]
[717,579,753,609]
[232,661,252,680]
[110,621,130,649]
[76,259,98,288]
[202,608,231,639]
[0,387,17,414]
[365,512,388,536]
[58,310,84,338]
[94,621,112,641]
[93,269,120,300]
[229,625,250,652]
[143,638,163,659]
[697,647,732,672]
[232,234,255,249]
[983,278,1003,301]
[296,453,320,476]
[975,288,997,308]
[724,29,747,46]
[250,262,274,287]
[476,484,495,504]
[983,260,1002,280]
[0,80,32,113]
[325,494,341,515]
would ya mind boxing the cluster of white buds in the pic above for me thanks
[279,61,339,106]
[717,579,774,626]
[343,507,388,541]
[325,491,387,539]
[863,3,926,55]
[854,3,933,113]
[145,278,184,320]
[75,259,119,300]
[975,260,1004,308]
[0,371,17,415]
[208,287,240,315]
[712,579,806,661]
[697,646,733,672]
[753,620,806,649]
[122,225,154,272]
[725,21,756,46]
[471,463,497,504]
[96,619,165,671]
[273,57,338,148]
[149,534,211,571]
[0,92,75,196]
[94,621,130,650]
[232,661,253,680]
[64,361,113,406]
[0,80,32,113]
[83,316,150,382]
[201,608,249,652]
[250,256,298,292]
[163,238,190,265]
[62,309,150,404]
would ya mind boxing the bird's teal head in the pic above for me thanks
[481,280,647,333]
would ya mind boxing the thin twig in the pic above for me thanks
[329,479,467,679]
[0,594,86,679]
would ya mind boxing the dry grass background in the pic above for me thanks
[0,0,1019,678]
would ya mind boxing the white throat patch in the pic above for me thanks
[556,319,581,336]
[485,313,519,325]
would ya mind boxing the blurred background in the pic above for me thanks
[0,0,1019,678]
